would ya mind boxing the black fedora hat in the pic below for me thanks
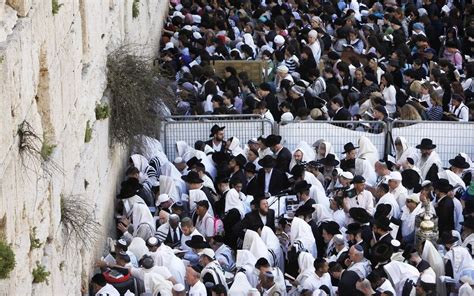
[294,203,315,217]
[437,231,458,245]
[231,154,247,168]
[371,242,394,263]
[416,138,436,150]
[321,221,341,235]
[320,153,340,167]
[117,178,143,199]
[186,156,202,168]
[433,178,454,193]
[250,192,268,206]
[374,204,392,220]
[349,208,372,224]
[264,134,282,147]
[244,162,258,174]
[402,247,418,261]
[185,235,211,249]
[290,164,305,178]
[258,155,277,168]
[352,175,366,184]
[294,180,312,193]
[374,216,392,231]
[181,171,204,184]
[342,142,358,154]
[449,155,470,169]
[401,169,421,190]
[209,124,225,138]
[214,173,230,184]
[346,223,362,234]
[461,216,474,230]
[212,151,231,165]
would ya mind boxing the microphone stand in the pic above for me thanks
[269,192,290,218]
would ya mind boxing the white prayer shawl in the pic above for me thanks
[462,233,474,256]
[315,140,336,160]
[377,192,401,219]
[129,237,149,262]
[228,137,245,156]
[161,162,187,195]
[289,141,316,171]
[144,272,173,296]
[229,272,253,296]
[312,204,333,225]
[201,261,229,290]
[130,154,153,184]
[422,240,446,296]
[355,158,377,186]
[348,260,372,279]
[132,135,165,160]
[400,203,424,238]
[194,150,217,179]
[261,226,285,272]
[395,136,419,167]
[459,282,473,296]
[176,141,195,161]
[128,198,155,237]
[243,230,271,262]
[225,188,244,218]
[258,147,273,159]
[439,170,466,190]
[296,252,316,289]
[159,175,181,203]
[291,217,317,257]
[358,136,379,167]
[417,151,442,181]
[189,189,214,216]
[460,152,474,176]
[384,261,420,296]
[215,244,235,271]
[444,246,474,285]
[305,172,329,208]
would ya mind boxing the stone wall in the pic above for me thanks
[0,0,168,295]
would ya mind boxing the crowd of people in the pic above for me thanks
[158,0,474,124]
[86,125,474,296]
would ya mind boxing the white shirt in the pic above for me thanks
[400,203,423,238]
[196,212,215,238]
[377,278,396,294]
[390,184,408,209]
[189,280,207,296]
[263,109,275,123]
[264,169,273,193]
[211,140,223,152]
[131,266,172,282]
[300,272,334,295]
[382,85,397,114]
[95,283,120,296]
[450,102,469,121]
[377,192,401,219]
[345,190,375,215]
[259,213,267,225]
[309,40,322,63]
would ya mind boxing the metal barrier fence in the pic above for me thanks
[390,120,474,167]
[278,121,387,159]
[160,115,274,160]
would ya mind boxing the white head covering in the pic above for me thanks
[176,141,195,161]
[383,261,420,296]
[289,141,316,171]
[144,272,173,296]
[422,240,446,296]
[225,188,244,217]
[296,252,316,287]
[261,226,284,270]
[228,137,245,156]
[236,249,257,270]
[131,202,155,236]
[189,189,214,216]
[130,154,151,183]
[358,136,379,166]
[290,217,316,256]
[128,237,149,263]
[243,230,271,261]
[229,272,253,296]
[395,136,419,166]
[312,204,332,225]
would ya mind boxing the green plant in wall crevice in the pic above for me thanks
[32,261,50,284]
[0,240,15,279]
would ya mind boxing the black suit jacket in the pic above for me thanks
[276,147,292,173]
[241,209,276,232]
[204,139,225,152]
[264,93,281,122]
[230,169,247,190]
[333,108,352,121]
[243,176,259,197]
[436,195,455,233]
[257,168,289,196]
[339,270,364,296]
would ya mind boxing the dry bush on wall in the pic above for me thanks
[107,46,176,145]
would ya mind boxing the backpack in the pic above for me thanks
[205,215,224,236]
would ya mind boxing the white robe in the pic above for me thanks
[225,188,244,218]
[383,261,420,296]
[243,230,271,262]
[395,136,419,168]
[417,151,442,181]
[261,226,285,272]
[291,217,317,257]
[357,136,379,167]
[422,240,446,296]
[289,141,316,171]
[229,272,253,296]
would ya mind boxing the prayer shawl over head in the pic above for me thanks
[289,141,316,171]
[128,237,149,262]
[438,169,466,190]
[201,261,229,290]
[243,230,271,262]
[261,226,284,271]
[160,162,187,196]
[144,271,173,296]
[124,195,155,239]
[417,151,442,181]
[176,141,195,161]
[296,252,316,290]
[228,137,245,157]
[444,245,474,285]
[358,136,379,167]
[384,261,420,296]
[148,150,169,176]
[422,240,446,296]
[130,154,158,186]
[194,149,217,179]
[291,217,317,257]
[189,189,214,216]
[229,272,253,296]
[159,175,181,203]
[132,135,165,161]
[315,140,335,160]
[306,172,329,208]
[312,204,332,226]
[355,158,377,186]
[394,136,419,167]
[225,188,244,218]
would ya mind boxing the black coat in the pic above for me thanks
[243,176,259,197]
[436,195,455,233]
[257,168,289,196]
[339,270,364,296]
[230,169,247,191]
[264,93,281,122]
[333,108,352,121]
[276,147,292,173]
[205,139,225,152]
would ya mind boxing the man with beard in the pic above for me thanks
[433,179,455,234]
[415,138,442,182]
[340,142,357,173]
[206,124,226,152]
[228,154,247,191]
[237,194,275,233]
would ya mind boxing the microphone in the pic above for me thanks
[274,188,294,196]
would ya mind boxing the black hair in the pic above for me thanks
[91,273,107,287]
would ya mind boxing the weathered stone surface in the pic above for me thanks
[0,0,168,295]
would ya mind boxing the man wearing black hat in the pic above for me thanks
[346,223,370,257]
[434,179,455,234]
[206,124,226,152]
[243,163,259,197]
[344,175,375,216]
[416,138,442,182]
[228,154,247,191]
[403,248,431,273]
[445,155,470,195]
[321,221,342,257]
[294,180,316,208]
[257,155,289,196]
[182,171,216,212]
[265,134,292,173]
[237,193,275,234]
[461,216,474,256]
[349,207,373,248]
[257,82,280,122]
[340,142,358,173]
[372,216,393,245]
